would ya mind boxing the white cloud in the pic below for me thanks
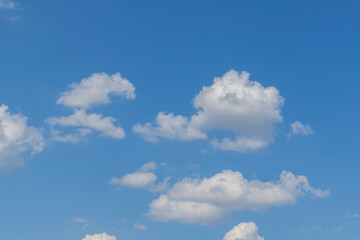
[0,104,44,170]
[109,162,169,192]
[288,121,313,137]
[133,223,147,230]
[138,161,156,172]
[148,195,229,225]
[133,112,207,142]
[57,73,135,109]
[147,170,329,225]
[0,0,16,9]
[223,222,264,240]
[112,172,157,188]
[133,70,284,152]
[82,233,116,240]
[46,109,125,140]
[47,73,135,142]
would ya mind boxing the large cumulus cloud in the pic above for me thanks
[134,70,284,152]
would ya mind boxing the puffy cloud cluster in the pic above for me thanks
[0,104,44,170]
[82,233,116,240]
[223,222,264,240]
[147,170,329,225]
[109,162,169,192]
[47,73,135,142]
[134,70,284,152]
[289,121,313,137]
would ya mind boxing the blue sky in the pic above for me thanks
[0,0,359,239]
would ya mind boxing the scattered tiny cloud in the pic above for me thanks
[0,0,16,9]
[332,226,344,232]
[72,217,90,229]
[290,225,323,234]
[4,15,20,22]
[186,162,200,170]
[288,121,313,137]
[133,223,147,230]
[346,213,359,218]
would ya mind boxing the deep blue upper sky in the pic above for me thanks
[0,0,359,239]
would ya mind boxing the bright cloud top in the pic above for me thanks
[223,222,264,240]
[47,73,135,142]
[0,104,44,170]
[147,170,329,225]
[133,70,284,152]
[289,121,313,137]
[0,0,16,9]
[109,161,169,192]
[82,233,116,240]
[57,73,135,109]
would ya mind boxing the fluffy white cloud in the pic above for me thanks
[0,104,44,170]
[82,233,116,240]
[223,222,264,240]
[57,73,135,109]
[133,112,207,142]
[112,172,157,188]
[46,109,125,140]
[133,223,147,230]
[47,73,135,142]
[109,162,169,192]
[148,195,229,225]
[0,0,16,9]
[289,121,313,137]
[147,170,329,225]
[133,70,284,152]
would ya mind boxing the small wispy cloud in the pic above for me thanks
[5,15,20,22]
[346,213,359,218]
[0,0,16,9]
[133,223,147,230]
[332,226,344,232]
[72,217,90,229]
[186,162,200,170]
[288,121,313,137]
[291,225,323,234]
